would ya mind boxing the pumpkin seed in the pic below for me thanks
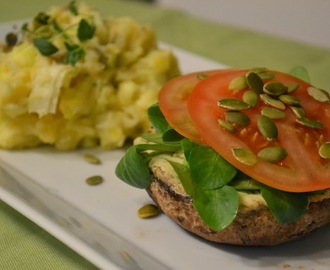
[242,90,259,107]
[261,108,286,119]
[218,118,236,133]
[257,115,278,141]
[228,76,248,91]
[290,106,306,118]
[260,94,285,110]
[307,87,330,103]
[232,148,257,166]
[250,67,267,73]
[319,142,330,159]
[279,94,300,106]
[296,117,324,129]
[263,82,288,96]
[257,146,287,163]
[287,83,299,93]
[197,74,208,80]
[258,72,276,80]
[137,204,159,219]
[83,154,101,165]
[225,111,250,126]
[246,72,264,94]
[217,99,250,110]
[86,175,103,186]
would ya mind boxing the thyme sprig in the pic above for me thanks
[9,1,96,66]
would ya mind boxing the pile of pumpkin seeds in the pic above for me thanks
[217,68,330,165]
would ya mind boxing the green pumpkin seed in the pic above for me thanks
[242,90,259,107]
[260,94,285,110]
[225,111,250,126]
[290,106,306,118]
[250,67,268,73]
[279,94,300,106]
[263,82,288,96]
[83,154,101,165]
[307,87,330,103]
[217,99,250,110]
[232,148,257,166]
[261,108,286,119]
[197,74,208,80]
[137,204,159,219]
[257,146,287,163]
[296,117,324,129]
[218,118,236,133]
[246,72,264,94]
[257,115,278,141]
[86,175,103,186]
[259,73,276,80]
[228,76,248,91]
[319,142,330,159]
[287,83,299,93]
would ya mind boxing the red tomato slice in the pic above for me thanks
[187,69,330,192]
[158,70,231,144]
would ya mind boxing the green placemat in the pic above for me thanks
[0,0,330,269]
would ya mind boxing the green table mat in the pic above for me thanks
[1,0,330,269]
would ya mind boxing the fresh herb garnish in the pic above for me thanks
[22,2,95,66]
[68,1,79,16]
[32,37,59,56]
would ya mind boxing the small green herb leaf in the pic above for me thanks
[33,38,58,56]
[78,19,95,42]
[162,128,183,144]
[64,42,85,66]
[69,1,78,15]
[115,146,152,189]
[189,145,237,190]
[260,186,308,224]
[193,185,239,231]
[180,138,199,161]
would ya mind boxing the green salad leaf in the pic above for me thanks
[193,185,239,231]
[260,186,308,223]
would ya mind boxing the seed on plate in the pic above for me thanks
[228,76,248,91]
[257,146,287,163]
[258,72,275,80]
[260,94,285,110]
[249,67,268,74]
[307,87,330,103]
[263,82,288,96]
[242,90,259,107]
[287,83,299,93]
[290,106,306,118]
[296,117,324,129]
[83,154,102,164]
[232,148,257,166]
[86,175,103,186]
[137,204,159,219]
[261,108,286,119]
[319,142,330,159]
[279,94,300,106]
[257,115,278,141]
[197,73,209,80]
[225,111,250,126]
[218,118,236,133]
[246,72,264,94]
[217,99,250,110]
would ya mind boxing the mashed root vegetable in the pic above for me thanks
[0,2,180,150]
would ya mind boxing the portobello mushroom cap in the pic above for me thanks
[146,169,330,246]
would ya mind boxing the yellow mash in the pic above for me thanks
[0,2,180,150]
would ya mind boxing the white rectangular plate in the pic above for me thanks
[1,21,330,270]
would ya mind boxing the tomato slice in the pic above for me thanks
[187,69,330,192]
[158,70,231,144]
